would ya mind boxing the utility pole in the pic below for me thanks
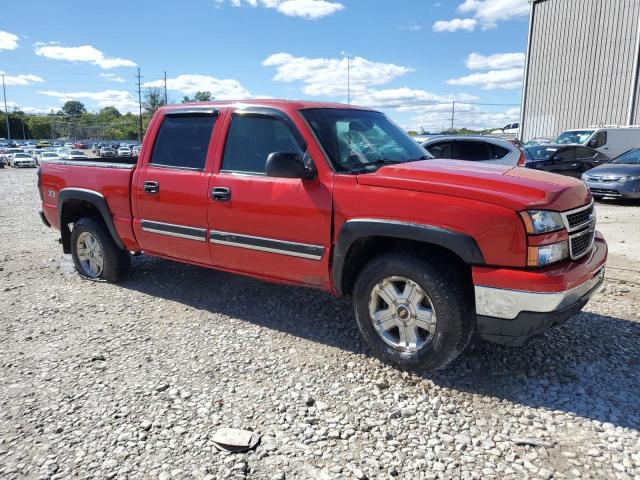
[20,113,25,140]
[347,56,351,107]
[2,74,10,141]
[164,71,168,106]
[450,101,455,131]
[136,68,143,143]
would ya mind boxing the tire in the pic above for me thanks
[353,252,474,371]
[70,217,131,283]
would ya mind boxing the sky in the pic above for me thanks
[0,0,531,131]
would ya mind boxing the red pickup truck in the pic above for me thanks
[38,100,607,370]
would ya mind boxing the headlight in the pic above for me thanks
[619,175,640,182]
[520,210,565,234]
[581,173,588,181]
[527,241,569,267]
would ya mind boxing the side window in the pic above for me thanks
[456,141,492,161]
[222,115,304,174]
[488,143,510,159]
[150,114,217,169]
[592,131,607,148]
[554,148,575,162]
[575,147,596,160]
[426,141,453,159]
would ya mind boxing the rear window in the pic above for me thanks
[150,114,217,170]
[488,143,510,159]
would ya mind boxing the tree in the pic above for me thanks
[99,106,121,118]
[62,100,87,116]
[182,91,214,103]
[143,87,166,116]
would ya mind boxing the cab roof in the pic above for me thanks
[163,98,374,112]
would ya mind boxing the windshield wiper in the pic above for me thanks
[348,158,403,174]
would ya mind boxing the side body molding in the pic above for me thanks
[332,219,485,295]
[57,188,126,253]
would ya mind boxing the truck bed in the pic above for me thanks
[39,157,138,250]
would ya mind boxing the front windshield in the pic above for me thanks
[525,146,559,160]
[70,150,84,155]
[553,130,594,145]
[300,108,432,173]
[613,149,640,165]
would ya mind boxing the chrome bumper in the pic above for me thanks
[474,268,605,320]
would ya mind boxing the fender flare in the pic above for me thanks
[57,188,126,253]
[332,219,485,295]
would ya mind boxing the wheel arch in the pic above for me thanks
[58,188,125,254]
[332,219,484,296]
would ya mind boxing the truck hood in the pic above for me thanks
[356,160,591,211]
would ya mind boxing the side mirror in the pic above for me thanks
[266,152,315,179]
[588,139,598,148]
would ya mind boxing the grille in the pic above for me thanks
[590,188,620,196]
[602,177,621,183]
[570,229,594,259]
[565,205,594,230]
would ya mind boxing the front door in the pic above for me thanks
[207,108,333,288]
[133,109,220,265]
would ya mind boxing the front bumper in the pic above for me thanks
[584,178,640,198]
[473,235,607,346]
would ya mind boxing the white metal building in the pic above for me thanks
[520,0,640,141]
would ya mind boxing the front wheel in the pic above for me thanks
[353,253,474,371]
[70,217,131,282]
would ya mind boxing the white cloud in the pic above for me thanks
[37,89,139,112]
[21,106,61,114]
[466,52,525,70]
[433,0,528,32]
[458,0,529,28]
[0,31,19,51]
[0,71,45,86]
[399,23,422,32]
[34,44,136,69]
[353,87,478,108]
[409,106,521,131]
[433,18,477,32]
[143,74,251,99]
[447,67,523,89]
[220,0,344,19]
[263,53,412,97]
[100,72,126,83]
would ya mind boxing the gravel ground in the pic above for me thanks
[1,167,639,480]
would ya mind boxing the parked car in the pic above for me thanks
[10,152,37,168]
[99,147,116,158]
[491,122,519,135]
[1,148,24,163]
[523,144,609,177]
[36,140,52,148]
[117,147,131,157]
[582,147,640,199]
[38,152,61,164]
[61,149,88,160]
[37,100,606,371]
[73,141,89,149]
[553,127,640,159]
[421,136,523,165]
[131,145,141,156]
[53,142,62,148]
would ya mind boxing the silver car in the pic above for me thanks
[421,135,523,166]
[582,148,640,199]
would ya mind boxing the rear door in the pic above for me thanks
[132,108,221,265]
[207,107,333,288]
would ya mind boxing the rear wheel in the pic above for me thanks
[353,252,474,371]
[71,218,130,282]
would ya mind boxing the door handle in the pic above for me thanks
[143,180,159,193]
[211,187,231,201]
